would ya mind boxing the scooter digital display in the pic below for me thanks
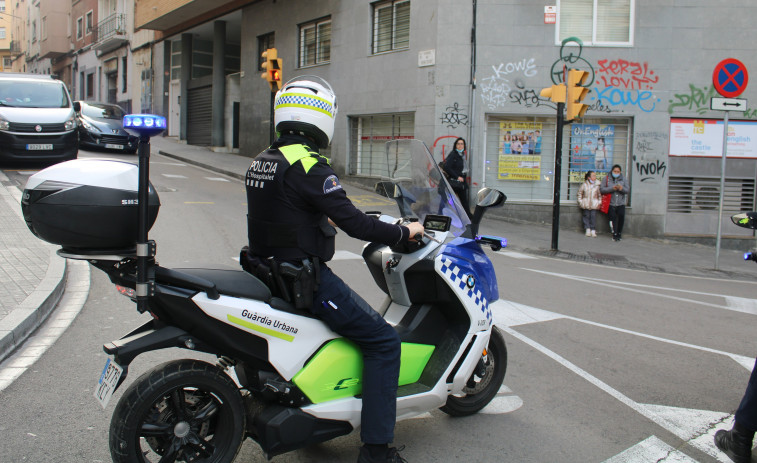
[423,214,451,232]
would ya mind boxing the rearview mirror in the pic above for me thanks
[476,188,506,208]
[375,181,401,198]
[731,212,757,229]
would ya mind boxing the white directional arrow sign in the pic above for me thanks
[711,97,748,111]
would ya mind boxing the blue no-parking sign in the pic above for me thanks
[713,58,749,98]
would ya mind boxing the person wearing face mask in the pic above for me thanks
[442,137,471,218]
[599,164,630,241]
[577,170,601,237]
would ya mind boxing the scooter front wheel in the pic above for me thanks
[440,326,507,417]
[109,359,245,463]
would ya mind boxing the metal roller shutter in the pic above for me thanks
[187,85,212,146]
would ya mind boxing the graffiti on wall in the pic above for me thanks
[550,37,594,85]
[593,86,660,113]
[667,83,717,115]
[632,131,669,183]
[596,59,659,90]
[480,58,542,110]
[440,102,469,129]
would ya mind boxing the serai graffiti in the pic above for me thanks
[596,59,658,90]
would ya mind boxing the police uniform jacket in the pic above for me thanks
[246,134,410,262]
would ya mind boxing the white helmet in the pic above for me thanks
[274,76,337,149]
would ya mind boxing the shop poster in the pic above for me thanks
[669,118,757,158]
[569,124,615,183]
[498,121,542,180]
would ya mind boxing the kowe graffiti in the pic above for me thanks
[440,102,468,129]
[632,131,668,183]
[480,58,545,110]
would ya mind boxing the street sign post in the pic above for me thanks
[711,58,749,270]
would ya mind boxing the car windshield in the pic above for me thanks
[377,139,471,237]
[0,80,70,108]
[80,103,125,120]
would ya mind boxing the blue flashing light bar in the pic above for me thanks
[745,252,753,261]
[123,114,167,136]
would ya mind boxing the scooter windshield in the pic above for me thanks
[377,139,471,237]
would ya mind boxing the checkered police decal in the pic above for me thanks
[275,93,335,117]
[438,257,492,325]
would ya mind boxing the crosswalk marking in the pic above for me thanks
[602,436,699,463]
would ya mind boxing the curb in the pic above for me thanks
[0,180,69,364]
[158,149,247,182]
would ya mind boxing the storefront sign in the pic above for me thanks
[669,118,757,158]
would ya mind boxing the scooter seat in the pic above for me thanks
[174,268,272,302]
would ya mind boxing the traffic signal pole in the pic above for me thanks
[551,102,565,251]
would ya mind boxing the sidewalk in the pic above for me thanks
[0,172,66,364]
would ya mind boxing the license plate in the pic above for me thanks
[26,144,53,150]
[94,358,123,409]
[105,144,124,150]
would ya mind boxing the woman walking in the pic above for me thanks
[577,171,601,237]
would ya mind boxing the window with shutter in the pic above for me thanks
[299,17,331,67]
[372,0,410,55]
[557,0,633,46]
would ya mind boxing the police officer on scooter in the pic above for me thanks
[243,76,423,463]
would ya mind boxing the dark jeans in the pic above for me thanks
[735,357,757,431]
[582,209,597,230]
[608,205,626,237]
[310,264,401,444]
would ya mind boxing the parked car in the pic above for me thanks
[0,72,78,164]
[76,101,138,154]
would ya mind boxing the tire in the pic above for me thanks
[440,326,507,417]
[109,359,245,463]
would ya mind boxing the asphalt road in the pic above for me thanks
[0,148,754,462]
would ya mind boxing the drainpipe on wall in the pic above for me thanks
[467,0,478,194]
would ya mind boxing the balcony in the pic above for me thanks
[94,13,129,54]
[9,41,20,54]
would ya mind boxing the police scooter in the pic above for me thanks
[21,118,509,462]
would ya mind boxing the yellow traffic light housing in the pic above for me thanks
[261,48,283,91]
[566,69,590,121]
[540,84,567,103]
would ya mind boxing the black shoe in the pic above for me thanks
[357,445,407,463]
[715,423,754,463]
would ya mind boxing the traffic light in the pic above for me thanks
[566,69,590,121]
[540,84,567,103]
[261,48,283,91]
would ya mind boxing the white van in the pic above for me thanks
[0,73,78,164]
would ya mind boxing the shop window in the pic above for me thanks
[485,116,631,203]
[349,113,415,177]
[372,0,410,54]
[299,17,331,67]
[557,0,634,46]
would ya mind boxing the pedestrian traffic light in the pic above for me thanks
[566,69,590,121]
[260,48,283,91]
[540,84,567,103]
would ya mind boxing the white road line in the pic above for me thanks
[494,250,538,259]
[0,260,90,392]
[501,326,733,462]
[161,174,187,179]
[491,300,755,371]
[602,436,699,463]
[205,177,230,182]
[330,250,363,260]
[523,268,740,311]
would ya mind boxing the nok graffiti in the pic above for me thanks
[633,155,666,182]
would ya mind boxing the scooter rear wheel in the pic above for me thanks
[109,359,245,463]
[440,326,507,417]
